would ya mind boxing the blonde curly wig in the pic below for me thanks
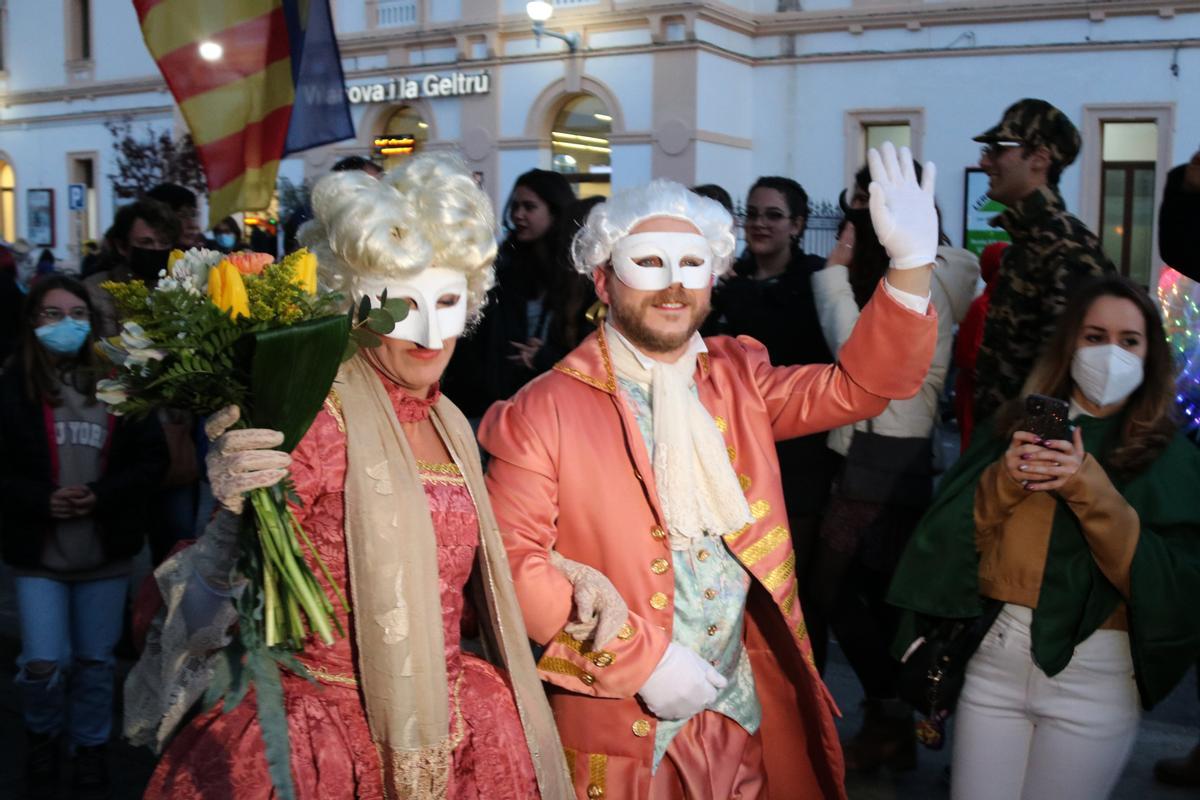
[299,152,497,322]
[570,179,736,279]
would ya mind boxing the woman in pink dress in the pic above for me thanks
[125,155,572,799]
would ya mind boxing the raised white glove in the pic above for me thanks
[205,405,290,514]
[867,141,939,270]
[637,643,728,721]
[549,550,630,649]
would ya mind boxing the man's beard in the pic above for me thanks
[608,286,710,355]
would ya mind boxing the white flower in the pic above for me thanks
[95,378,128,410]
[168,247,223,291]
[126,347,168,368]
[96,338,128,366]
[120,322,153,350]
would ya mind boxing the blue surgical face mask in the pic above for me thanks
[35,317,91,356]
[216,233,237,250]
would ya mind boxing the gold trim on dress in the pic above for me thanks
[553,324,618,394]
[416,460,463,475]
[323,389,346,433]
[762,552,797,592]
[307,666,359,687]
[739,525,789,567]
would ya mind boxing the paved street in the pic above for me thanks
[0,561,1195,799]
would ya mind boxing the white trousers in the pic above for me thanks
[950,605,1140,800]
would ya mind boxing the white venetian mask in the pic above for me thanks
[352,267,468,350]
[611,232,714,291]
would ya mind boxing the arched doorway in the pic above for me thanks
[374,105,430,170]
[0,160,15,242]
[551,94,611,199]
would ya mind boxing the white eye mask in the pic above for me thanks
[611,232,714,291]
[352,267,468,350]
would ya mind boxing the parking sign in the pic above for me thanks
[68,183,85,211]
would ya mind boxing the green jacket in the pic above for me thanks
[888,413,1200,709]
[973,186,1114,422]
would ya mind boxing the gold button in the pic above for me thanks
[587,785,604,799]
[697,549,710,562]
[650,526,666,541]
[649,592,668,610]
[707,624,719,636]
[591,652,614,667]
[650,558,669,575]
[579,672,595,686]
[617,623,635,640]
[632,719,651,737]
[704,588,718,600]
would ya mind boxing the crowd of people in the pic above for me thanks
[0,97,1198,800]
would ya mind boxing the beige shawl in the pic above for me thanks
[338,355,570,799]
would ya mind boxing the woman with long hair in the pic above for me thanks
[129,155,572,799]
[889,276,1200,799]
[1,276,167,800]
[808,162,979,770]
[443,168,587,418]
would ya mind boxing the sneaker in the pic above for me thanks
[72,743,112,800]
[23,730,59,800]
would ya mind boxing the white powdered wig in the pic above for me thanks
[299,152,497,323]
[570,179,736,279]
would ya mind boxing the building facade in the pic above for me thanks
[0,0,1197,285]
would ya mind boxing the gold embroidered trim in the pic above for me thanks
[323,390,346,433]
[589,753,608,794]
[378,671,465,798]
[538,656,591,683]
[553,324,618,394]
[762,552,796,592]
[795,618,808,641]
[739,525,789,567]
[553,631,584,654]
[724,522,752,544]
[714,416,728,433]
[750,499,770,520]
[738,474,751,492]
[563,747,577,780]
[419,473,467,487]
[416,460,462,475]
[308,666,358,687]
[727,446,737,463]
[552,631,617,667]
[782,587,797,616]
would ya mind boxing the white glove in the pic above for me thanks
[549,550,630,649]
[867,142,939,270]
[205,405,290,514]
[637,643,728,721]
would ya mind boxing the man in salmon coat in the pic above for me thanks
[479,143,940,799]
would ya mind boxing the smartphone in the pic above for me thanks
[1023,394,1071,442]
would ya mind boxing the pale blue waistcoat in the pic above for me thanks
[617,377,762,771]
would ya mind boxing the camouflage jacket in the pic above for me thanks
[973,185,1115,422]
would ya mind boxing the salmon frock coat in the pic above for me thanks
[478,285,937,800]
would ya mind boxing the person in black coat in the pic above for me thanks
[1158,148,1200,282]
[0,275,167,799]
[444,170,594,419]
[705,175,838,667]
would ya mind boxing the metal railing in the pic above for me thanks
[377,0,418,27]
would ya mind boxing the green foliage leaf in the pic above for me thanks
[249,650,297,800]
[365,308,395,334]
[357,294,371,324]
[351,327,381,349]
[382,298,409,322]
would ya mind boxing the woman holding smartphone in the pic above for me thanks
[889,276,1200,800]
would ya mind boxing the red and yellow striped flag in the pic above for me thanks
[133,0,353,223]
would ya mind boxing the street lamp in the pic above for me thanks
[526,1,579,53]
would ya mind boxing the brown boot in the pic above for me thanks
[1154,744,1200,787]
[844,698,917,773]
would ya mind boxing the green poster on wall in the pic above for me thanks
[963,167,1011,257]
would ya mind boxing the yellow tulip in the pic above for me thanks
[289,249,318,295]
[208,260,250,319]
[167,249,185,274]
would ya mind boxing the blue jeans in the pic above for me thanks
[14,575,127,746]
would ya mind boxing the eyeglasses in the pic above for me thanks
[38,306,89,323]
[980,142,1024,161]
[742,208,792,224]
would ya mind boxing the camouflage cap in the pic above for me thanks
[973,98,1081,168]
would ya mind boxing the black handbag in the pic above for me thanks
[837,421,933,508]
[897,599,1004,748]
